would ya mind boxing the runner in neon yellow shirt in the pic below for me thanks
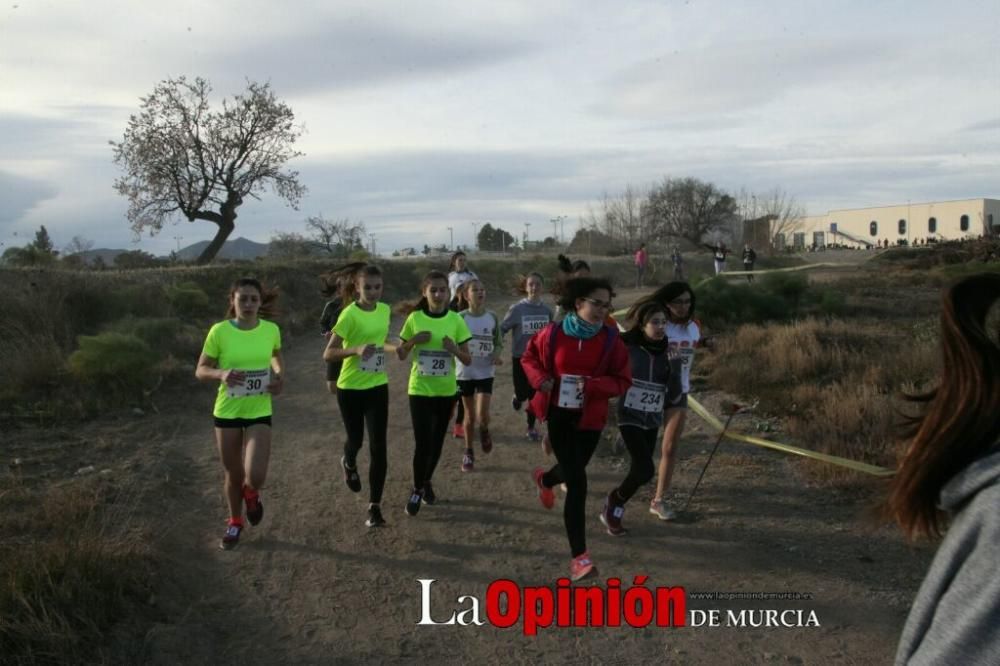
[396,270,472,516]
[196,278,284,550]
[322,263,396,528]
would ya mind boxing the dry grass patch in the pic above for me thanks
[0,474,154,664]
[702,317,938,481]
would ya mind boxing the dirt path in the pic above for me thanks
[126,308,931,665]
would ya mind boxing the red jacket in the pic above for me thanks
[520,323,632,431]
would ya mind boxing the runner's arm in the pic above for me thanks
[269,349,285,394]
[195,353,226,383]
[323,332,364,362]
[520,331,552,390]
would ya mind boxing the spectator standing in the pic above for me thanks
[634,243,648,288]
[742,243,757,283]
[671,247,684,281]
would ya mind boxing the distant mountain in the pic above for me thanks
[177,237,270,261]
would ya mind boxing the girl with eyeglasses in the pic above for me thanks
[521,277,632,581]
[627,282,701,521]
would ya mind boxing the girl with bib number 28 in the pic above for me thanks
[322,263,395,528]
[521,277,631,581]
[196,278,284,551]
[396,271,472,517]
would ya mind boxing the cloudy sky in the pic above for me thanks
[1,0,997,255]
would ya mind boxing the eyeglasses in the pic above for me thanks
[669,297,692,306]
[582,297,613,309]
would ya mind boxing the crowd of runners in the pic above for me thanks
[195,251,706,581]
[192,250,1000,663]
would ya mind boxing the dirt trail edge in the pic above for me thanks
[144,329,930,665]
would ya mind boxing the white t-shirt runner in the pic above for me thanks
[457,310,499,381]
[666,320,700,394]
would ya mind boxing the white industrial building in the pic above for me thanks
[783,198,1000,250]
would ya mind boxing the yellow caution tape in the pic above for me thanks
[686,395,895,477]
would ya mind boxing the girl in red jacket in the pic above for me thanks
[521,277,632,581]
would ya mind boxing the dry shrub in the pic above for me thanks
[704,317,939,478]
[0,476,153,664]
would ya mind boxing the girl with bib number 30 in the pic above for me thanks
[521,277,631,581]
[396,271,472,517]
[196,278,284,551]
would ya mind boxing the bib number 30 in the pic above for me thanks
[227,369,271,398]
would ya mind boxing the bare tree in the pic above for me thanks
[64,235,95,255]
[112,76,307,264]
[305,216,366,256]
[736,187,806,253]
[580,185,645,249]
[645,177,739,245]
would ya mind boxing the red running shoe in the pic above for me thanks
[570,552,597,581]
[533,467,555,510]
[243,486,263,526]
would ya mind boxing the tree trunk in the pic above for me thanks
[195,210,236,265]
[196,195,240,264]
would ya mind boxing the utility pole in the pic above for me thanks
[524,222,530,249]
[174,235,183,252]
[447,226,454,251]
[368,234,377,257]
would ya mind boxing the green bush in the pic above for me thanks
[818,288,847,316]
[759,272,809,311]
[68,333,157,391]
[166,282,211,319]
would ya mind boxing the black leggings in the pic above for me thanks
[512,358,537,428]
[614,425,658,502]
[540,407,602,558]
[409,394,457,489]
[337,384,389,504]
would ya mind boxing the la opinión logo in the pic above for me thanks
[416,577,686,635]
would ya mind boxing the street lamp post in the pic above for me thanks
[550,215,566,244]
